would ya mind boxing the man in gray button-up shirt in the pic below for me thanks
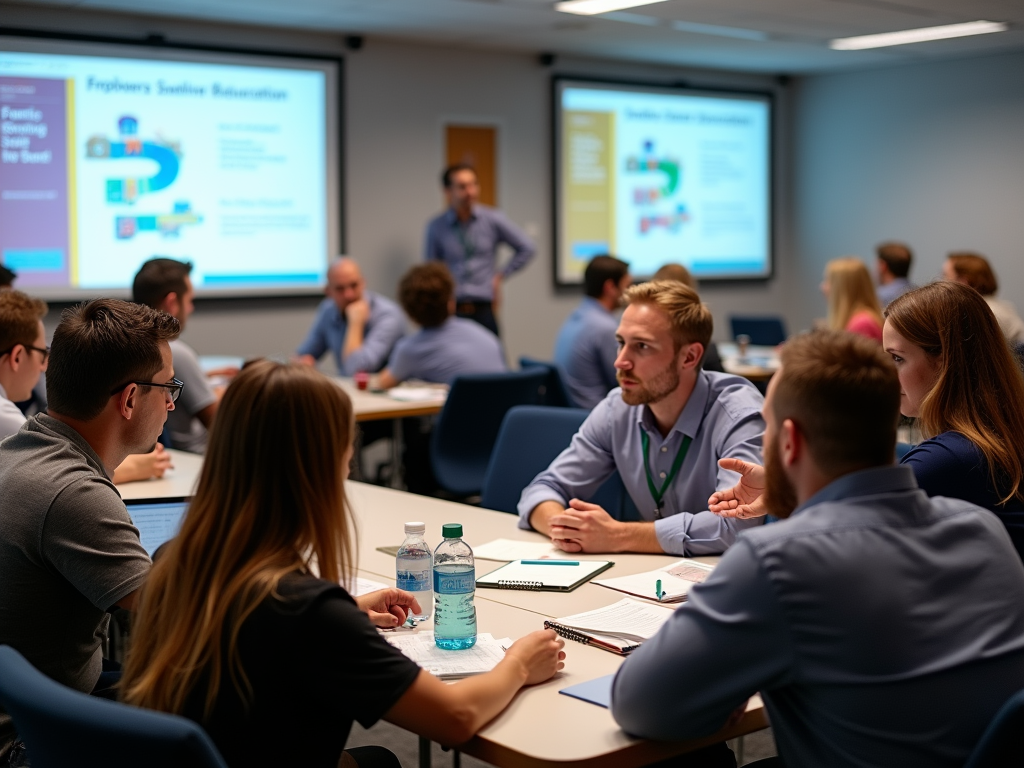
[613,330,1024,767]
[519,280,765,555]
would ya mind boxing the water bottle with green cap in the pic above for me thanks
[432,523,477,650]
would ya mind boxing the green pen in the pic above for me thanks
[656,579,663,601]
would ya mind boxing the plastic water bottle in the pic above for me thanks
[396,522,432,621]
[433,523,477,650]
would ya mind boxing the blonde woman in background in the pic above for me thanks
[821,257,884,342]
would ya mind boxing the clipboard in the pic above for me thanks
[475,559,613,592]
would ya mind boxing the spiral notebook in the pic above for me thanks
[475,559,613,592]
[543,598,676,655]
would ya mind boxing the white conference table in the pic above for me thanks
[117,460,769,767]
[718,343,780,383]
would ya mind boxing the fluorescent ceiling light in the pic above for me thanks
[830,20,1008,50]
[556,0,669,17]
[672,20,768,41]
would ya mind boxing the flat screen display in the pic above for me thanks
[554,78,772,285]
[0,35,341,299]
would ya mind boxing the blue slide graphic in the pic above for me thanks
[85,116,182,204]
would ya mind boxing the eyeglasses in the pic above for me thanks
[110,377,184,404]
[0,344,50,362]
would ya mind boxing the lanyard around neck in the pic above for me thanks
[640,428,692,511]
[455,220,475,261]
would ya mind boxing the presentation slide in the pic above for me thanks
[555,79,772,285]
[0,38,340,298]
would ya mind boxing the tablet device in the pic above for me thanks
[125,497,190,556]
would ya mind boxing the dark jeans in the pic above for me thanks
[455,300,499,337]
[644,741,736,767]
[344,746,402,768]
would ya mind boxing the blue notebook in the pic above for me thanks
[558,675,614,708]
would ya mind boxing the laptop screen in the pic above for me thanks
[125,498,190,556]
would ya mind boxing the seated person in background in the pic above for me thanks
[377,263,506,388]
[133,258,222,453]
[652,263,724,373]
[875,241,915,306]
[821,257,883,342]
[0,300,177,763]
[553,255,631,409]
[0,264,14,289]
[616,330,1024,768]
[0,290,169,483]
[714,282,1024,564]
[519,280,764,555]
[943,251,1024,344]
[296,257,405,375]
[121,361,564,768]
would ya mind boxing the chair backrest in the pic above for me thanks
[430,369,548,496]
[964,688,1024,768]
[519,357,578,408]
[0,646,227,768]
[729,316,787,347]
[480,405,631,517]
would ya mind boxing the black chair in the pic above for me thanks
[729,316,787,347]
[430,370,548,497]
[480,405,632,517]
[964,688,1024,767]
[518,357,578,408]
[0,645,228,768]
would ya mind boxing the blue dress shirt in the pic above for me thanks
[877,277,914,307]
[517,371,766,555]
[553,298,620,410]
[296,291,406,376]
[612,465,1024,768]
[387,317,506,385]
[424,205,536,301]
[902,430,1024,561]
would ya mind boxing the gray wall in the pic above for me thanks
[4,3,795,363]
[792,50,1024,333]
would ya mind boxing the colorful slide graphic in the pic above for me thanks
[627,141,690,235]
[116,202,202,240]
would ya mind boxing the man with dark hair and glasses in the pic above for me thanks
[0,298,180,766]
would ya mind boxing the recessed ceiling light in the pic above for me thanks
[830,20,1008,50]
[555,0,669,17]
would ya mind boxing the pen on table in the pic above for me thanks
[521,560,580,566]
[656,579,663,602]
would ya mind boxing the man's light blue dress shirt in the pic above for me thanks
[553,298,620,410]
[877,277,914,307]
[387,317,506,385]
[517,370,766,555]
[612,465,1024,767]
[424,205,536,301]
[296,291,406,376]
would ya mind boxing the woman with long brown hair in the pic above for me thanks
[821,257,884,342]
[121,361,564,768]
[943,251,1024,344]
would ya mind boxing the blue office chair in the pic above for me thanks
[896,441,914,461]
[430,369,548,497]
[518,357,578,408]
[729,316,787,347]
[964,688,1024,768]
[480,405,632,517]
[0,645,228,768]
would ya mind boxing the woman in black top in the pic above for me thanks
[121,361,564,768]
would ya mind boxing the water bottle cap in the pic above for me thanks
[404,522,426,534]
[442,523,463,539]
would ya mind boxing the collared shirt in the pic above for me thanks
[984,295,1024,345]
[165,339,216,454]
[424,205,536,301]
[612,466,1024,768]
[877,277,914,307]
[387,316,506,385]
[0,382,27,442]
[553,297,620,410]
[296,291,406,375]
[517,371,766,555]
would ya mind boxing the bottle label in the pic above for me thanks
[397,570,431,591]
[434,570,475,594]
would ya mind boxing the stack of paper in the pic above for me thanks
[593,559,714,603]
[472,538,566,562]
[383,632,512,680]
[544,598,676,655]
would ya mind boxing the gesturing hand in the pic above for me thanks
[707,458,768,519]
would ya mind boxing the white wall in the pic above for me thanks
[792,50,1024,333]
[3,3,795,362]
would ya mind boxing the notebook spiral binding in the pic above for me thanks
[543,621,591,645]
[497,579,543,590]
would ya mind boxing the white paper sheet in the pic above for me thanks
[472,538,565,562]
[349,576,390,596]
[552,598,676,642]
[593,559,715,603]
[383,632,511,679]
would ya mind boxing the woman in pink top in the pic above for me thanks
[821,257,884,342]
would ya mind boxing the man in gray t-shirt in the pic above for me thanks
[0,299,179,762]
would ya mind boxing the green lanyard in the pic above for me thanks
[455,223,475,261]
[640,429,692,513]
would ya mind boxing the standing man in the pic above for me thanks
[518,280,764,555]
[424,164,536,336]
[876,242,915,306]
[296,257,405,375]
[132,258,218,453]
[553,255,631,409]
[614,330,1024,766]
[0,299,179,764]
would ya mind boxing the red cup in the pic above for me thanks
[354,371,369,391]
